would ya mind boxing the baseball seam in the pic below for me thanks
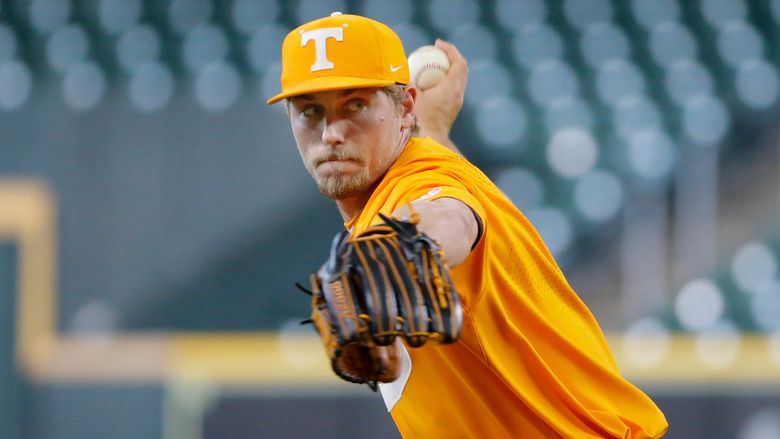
[413,63,449,87]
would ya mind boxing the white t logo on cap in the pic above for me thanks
[301,27,344,72]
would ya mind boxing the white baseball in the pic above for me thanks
[407,45,450,91]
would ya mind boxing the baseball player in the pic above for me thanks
[268,12,668,439]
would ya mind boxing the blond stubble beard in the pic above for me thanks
[314,167,373,199]
[311,138,410,200]
[304,150,375,199]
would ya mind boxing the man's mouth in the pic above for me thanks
[316,155,360,167]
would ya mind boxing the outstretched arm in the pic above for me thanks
[414,39,469,155]
[393,197,480,267]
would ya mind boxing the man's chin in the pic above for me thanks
[317,185,365,200]
[316,176,371,200]
[320,189,358,200]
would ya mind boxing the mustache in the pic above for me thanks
[313,151,363,167]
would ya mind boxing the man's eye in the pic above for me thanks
[346,100,366,111]
[301,105,320,117]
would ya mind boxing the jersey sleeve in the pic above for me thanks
[381,170,487,249]
[399,171,485,224]
[410,184,485,250]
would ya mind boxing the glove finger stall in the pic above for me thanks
[374,237,431,347]
[350,239,399,346]
[319,269,365,344]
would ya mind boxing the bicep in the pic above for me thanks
[429,197,481,250]
[393,196,482,267]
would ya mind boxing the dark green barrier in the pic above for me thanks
[0,242,20,439]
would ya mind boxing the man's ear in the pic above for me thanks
[400,85,418,129]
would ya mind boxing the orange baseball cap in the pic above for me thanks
[266,12,410,105]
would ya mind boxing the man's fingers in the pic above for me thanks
[435,39,468,72]
[432,39,468,88]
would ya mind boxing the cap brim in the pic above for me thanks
[266,76,403,105]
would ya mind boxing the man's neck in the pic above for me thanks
[335,188,375,223]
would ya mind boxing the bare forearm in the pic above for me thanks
[392,197,478,267]
[413,39,468,156]
[417,127,462,155]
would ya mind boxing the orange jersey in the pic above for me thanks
[345,137,668,438]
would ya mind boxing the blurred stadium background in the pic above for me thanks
[1,0,780,437]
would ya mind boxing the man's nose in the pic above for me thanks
[322,118,347,147]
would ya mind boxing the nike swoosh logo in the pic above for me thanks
[390,64,403,72]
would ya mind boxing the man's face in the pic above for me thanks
[288,87,408,200]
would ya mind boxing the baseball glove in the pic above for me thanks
[301,212,462,390]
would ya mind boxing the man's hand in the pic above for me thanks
[414,39,469,154]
